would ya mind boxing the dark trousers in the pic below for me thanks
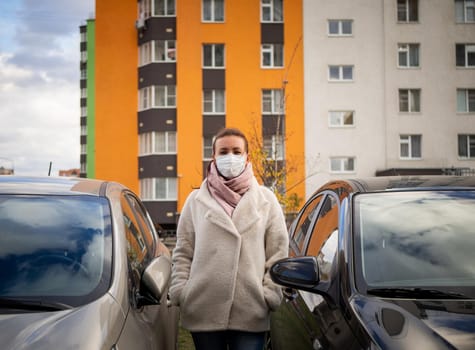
[191,330,266,350]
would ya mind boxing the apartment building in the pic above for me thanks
[304,0,475,197]
[0,158,14,175]
[79,19,97,179]
[80,0,305,232]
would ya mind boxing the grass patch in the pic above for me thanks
[178,326,194,350]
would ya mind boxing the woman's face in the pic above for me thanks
[213,135,247,160]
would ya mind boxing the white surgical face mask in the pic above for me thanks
[215,154,246,179]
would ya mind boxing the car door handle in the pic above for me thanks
[283,287,298,301]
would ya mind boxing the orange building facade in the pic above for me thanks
[91,0,304,232]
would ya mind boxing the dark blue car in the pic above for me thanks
[270,176,475,350]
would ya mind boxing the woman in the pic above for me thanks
[170,127,289,350]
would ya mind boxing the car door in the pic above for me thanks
[272,192,360,350]
[271,193,329,350]
[296,192,360,350]
[117,192,174,350]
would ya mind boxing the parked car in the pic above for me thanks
[269,176,475,350]
[0,176,179,350]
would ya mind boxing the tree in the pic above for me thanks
[247,120,303,215]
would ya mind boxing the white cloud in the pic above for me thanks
[0,0,94,176]
[0,54,33,90]
[0,53,80,175]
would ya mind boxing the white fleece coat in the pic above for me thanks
[170,177,289,332]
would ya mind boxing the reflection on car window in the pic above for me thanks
[306,195,338,256]
[0,195,112,305]
[121,194,153,292]
[355,191,475,289]
[316,230,338,281]
[125,193,156,252]
[292,195,324,254]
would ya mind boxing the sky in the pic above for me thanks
[0,0,95,176]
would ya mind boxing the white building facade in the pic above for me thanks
[304,0,475,197]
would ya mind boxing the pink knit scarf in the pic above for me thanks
[207,162,254,217]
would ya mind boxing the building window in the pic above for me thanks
[203,44,225,68]
[80,162,87,174]
[261,0,283,22]
[139,131,176,155]
[458,134,475,158]
[80,31,87,43]
[155,85,176,107]
[158,0,175,16]
[457,89,475,112]
[139,42,152,66]
[81,88,87,98]
[81,107,87,117]
[156,40,176,62]
[328,65,353,81]
[139,40,176,66]
[456,44,475,67]
[203,89,225,114]
[263,135,284,160]
[202,0,224,22]
[400,134,422,159]
[80,125,87,136]
[139,0,150,17]
[455,0,475,23]
[140,177,177,200]
[261,44,284,68]
[140,0,175,17]
[81,144,87,154]
[329,111,354,127]
[139,85,176,110]
[262,89,284,114]
[80,51,87,62]
[203,137,214,160]
[398,43,420,67]
[399,89,420,112]
[330,157,355,173]
[80,69,87,79]
[328,20,352,36]
[397,0,418,22]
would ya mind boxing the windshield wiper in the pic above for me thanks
[367,287,468,300]
[0,297,73,311]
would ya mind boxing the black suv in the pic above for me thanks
[270,176,475,350]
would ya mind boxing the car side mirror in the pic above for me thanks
[270,256,320,293]
[137,255,172,307]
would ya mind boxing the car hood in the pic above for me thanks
[350,294,475,350]
[0,293,126,350]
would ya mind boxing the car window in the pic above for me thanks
[291,194,324,254]
[121,194,152,290]
[354,190,475,295]
[0,195,112,307]
[124,193,157,253]
[316,229,338,281]
[306,194,339,256]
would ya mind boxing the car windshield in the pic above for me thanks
[354,190,475,296]
[0,195,112,308]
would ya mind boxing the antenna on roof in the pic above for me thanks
[48,162,52,176]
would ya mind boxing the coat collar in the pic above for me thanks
[195,178,270,237]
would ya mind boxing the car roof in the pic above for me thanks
[0,176,110,196]
[317,175,475,195]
